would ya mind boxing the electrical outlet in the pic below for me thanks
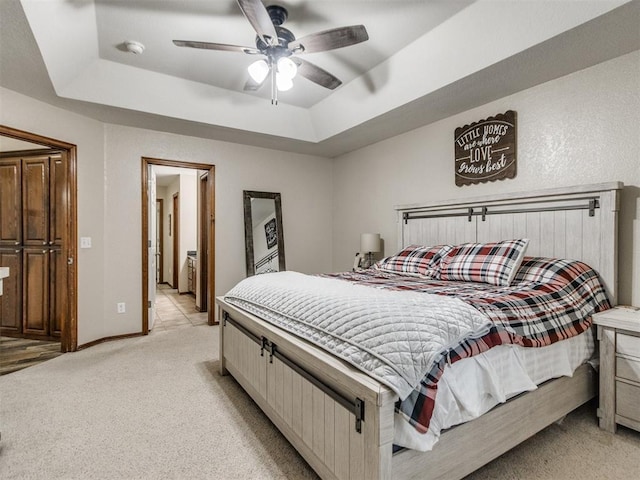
[117,302,126,314]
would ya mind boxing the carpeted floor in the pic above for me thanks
[0,286,201,377]
[0,324,638,479]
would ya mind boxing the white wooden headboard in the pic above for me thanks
[395,182,623,304]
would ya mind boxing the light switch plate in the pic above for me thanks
[80,237,92,248]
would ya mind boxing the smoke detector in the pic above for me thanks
[124,41,145,55]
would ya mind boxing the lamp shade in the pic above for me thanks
[360,233,381,253]
[276,74,293,91]
[277,57,297,79]
[248,59,269,83]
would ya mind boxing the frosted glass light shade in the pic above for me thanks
[248,60,269,83]
[277,57,297,79]
[276,74,293,91]
[360,233,381,253]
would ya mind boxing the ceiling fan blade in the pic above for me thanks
[173,40,260,55]
[292,58,342,90]
[236,0,278,46]
[289,25,368,54]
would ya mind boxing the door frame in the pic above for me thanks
[141,157,216,334]
[198,172,209,312]
[0,124,78,352]
[156,199,164,283]
[172,192,179,289]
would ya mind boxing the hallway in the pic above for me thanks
[152,284,208,333]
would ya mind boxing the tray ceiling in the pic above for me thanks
[2,0,639,157]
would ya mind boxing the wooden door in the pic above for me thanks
[49,248,66,337]
[0,158,22,246]
[0,125,77,351]
[23,248,49,336]
[0,249,22,333]
[0,158,25,334]
[48,153,67,337]
[22,156,50,247]
[0,151,67,340]
[49,153,66,246]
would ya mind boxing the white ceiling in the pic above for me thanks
[1,0,639,157]
[153,165,200,187]
[95,0,472,109]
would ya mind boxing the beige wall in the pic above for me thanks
[1,88,107,345]
[0,88,333,344]
[1,49,638,346]
[332,51,640,306]
[102,125,333,338]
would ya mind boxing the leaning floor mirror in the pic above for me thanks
[243,191,286,276]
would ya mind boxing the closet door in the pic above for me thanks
[48,153,67,338]
[1,152,67,340]
[0,249,22,333]
[23,248,49,336]
[0,159,23,334]
[0,158,21,246]
[49,153,66,247]
[49,248,66,337]
[22,156,50,247]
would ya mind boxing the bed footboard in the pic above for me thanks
[218,299,397,480]
[217,298,596,480]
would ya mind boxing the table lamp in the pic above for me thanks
[360,233,381,268]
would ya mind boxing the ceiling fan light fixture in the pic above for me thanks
[248,59,269,83]
[276,56,297,79]
[173,1,369,105]
[276,74,293,91]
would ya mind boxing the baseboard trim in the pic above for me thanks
[77,332,144,350]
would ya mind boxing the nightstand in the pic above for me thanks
[593,306,640,433]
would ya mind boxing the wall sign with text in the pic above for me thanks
[454,110,517,187]
[264,218,278,249]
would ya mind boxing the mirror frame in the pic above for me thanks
[243,190,286,276]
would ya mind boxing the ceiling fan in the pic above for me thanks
[173,0,369,104]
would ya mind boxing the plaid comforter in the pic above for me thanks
[321,257,610,434]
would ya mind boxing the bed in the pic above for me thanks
[216,182,622,480]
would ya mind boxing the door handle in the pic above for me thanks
[67,257,74,265]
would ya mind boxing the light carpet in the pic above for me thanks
[0,324,638,479]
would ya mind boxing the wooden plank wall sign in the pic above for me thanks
[455,110,517,186]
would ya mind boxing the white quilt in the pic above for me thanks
[224,271,492,399]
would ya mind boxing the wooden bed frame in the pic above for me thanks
[217,182,622,480]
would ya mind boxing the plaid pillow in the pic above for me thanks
[512,257,564,284]
[375,244,452,278]
[440,239,529,286]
